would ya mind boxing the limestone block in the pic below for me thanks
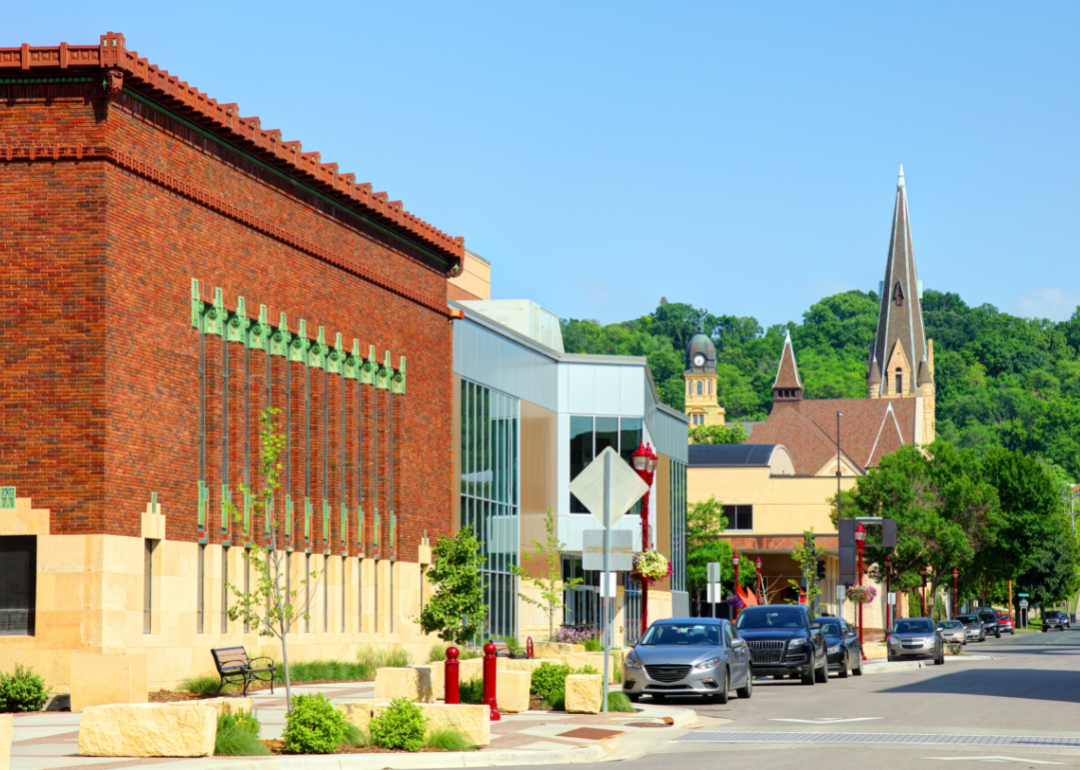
[371,703,489,748]
[505,657,561,674]
[78,703,217,757]
[412,666,436,703]
[337,700,376,731]
[374,666,420,701]
[565,674,603,714]
[0,714,11,770]
[496,670,530,713]
[70,653,148,712]
[534,641,584,657]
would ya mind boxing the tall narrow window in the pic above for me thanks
[895,369,903,395]
[221,546,229,634]
[0,537,36,636]
[197,544,205,634]
[143,539,155,634]
[305,552,312,633]
[696,381,702,396]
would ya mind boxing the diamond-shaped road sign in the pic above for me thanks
[568,446,649,528]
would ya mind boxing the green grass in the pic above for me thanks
[214,712,270,756]
[273,648,411,685]
[424,728,477,751]
[428,644,482,663]
[582,637,602,652]
[342,723,369,747]
[457,678,485,705]
[181,675,228,696]
[605,692,636,712]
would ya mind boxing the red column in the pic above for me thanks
[445,647,460,705]
[857,541,864,655]
[482,642,500,721]
[640,487,650,638]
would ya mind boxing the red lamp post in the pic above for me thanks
[854,522,866,652]
[919,566,928,617]
[732,550,742,620]
[631,441,658,639]
[952,568,959,619]
[755,555,763,603]
[884,555,893,637]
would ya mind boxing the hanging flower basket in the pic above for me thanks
[846,585,877,604]
[725,593,745,609]
[631,550,672,584]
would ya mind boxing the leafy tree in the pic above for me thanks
[510,508,583,640]
[224,408,324,712]
[685,497,755,614]
[688,423,748,445]
[787,530,823,609]
[418,526,488,645]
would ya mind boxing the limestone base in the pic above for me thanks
[78,702,217,757]
[565,674,602,714]
[0,714,11,770]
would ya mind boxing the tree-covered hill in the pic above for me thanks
[561,291,1080,478]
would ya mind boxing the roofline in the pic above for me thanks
[0,34,464,267]
[464,248,491,266]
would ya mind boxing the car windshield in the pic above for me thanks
[1046,612,1062,619]
[938,621,962,629]
[735,608,807,630]
[956,615,978,624]
[640,623,721,646]
[819,620,843,636]
[894,620,935,634]
[978,613,995,620]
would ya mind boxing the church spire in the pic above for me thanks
[871,166,928,397]
[773,329,803,403]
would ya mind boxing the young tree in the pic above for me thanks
[418,526,488,645]
[788,530,822,608]
[686,497,754,614]
[224,407,323,712]
[511,508,583,640]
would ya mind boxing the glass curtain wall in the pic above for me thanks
[569,416,643,514]
[670,459,687,593]
[460,378,520,640]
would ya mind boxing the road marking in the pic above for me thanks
[922,757,1065,765]
[769,717,883,724]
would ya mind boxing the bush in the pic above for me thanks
[457,678,484,705]
[530,663,571,700]
[606,692,636,712]
[181,675,226,696]
[582,637,602,652]
[281,693,347,754]
[551,626,593,645]
[0,665,48,712]
[425,728,476,751]
[215,711,269,756]
[369,698,429,752]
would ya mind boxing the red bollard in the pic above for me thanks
[445,646,460,705]
[482,641,501,721]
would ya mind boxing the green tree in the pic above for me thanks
[511,508,584,640]
[688,424,748,445]
[787,531,823,608]
[418,527,488,645]
[685,497,754,614]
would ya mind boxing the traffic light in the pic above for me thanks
[816,558,826,580]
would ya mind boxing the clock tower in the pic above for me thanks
[684,315,725,428]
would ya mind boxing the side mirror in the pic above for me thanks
[809,622,822,630]
[731,638,746,649]
[627,641,637,648]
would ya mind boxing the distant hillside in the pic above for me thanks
[560,291,1080,477]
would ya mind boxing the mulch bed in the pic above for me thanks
[261,741,457,755]
[148,691,207,703]
[148,678,376,703]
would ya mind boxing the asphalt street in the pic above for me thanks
[513,629,1080,770]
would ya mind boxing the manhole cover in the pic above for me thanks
[558,727,626,741]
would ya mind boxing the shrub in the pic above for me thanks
[530,663,571,700]
[457,678,484,705]
[369,698,429,752]
[181,675,226,696]
[606,692,636,712]
[215,711,269,756]
[281,693,347,754]
[582,637,602,652]
[551,626,593,645]
[425,728,476,751]
[0,665,48,712]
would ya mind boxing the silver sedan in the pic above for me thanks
[887,617,945,664]
[623,618,753,704]
[936,620,966,645]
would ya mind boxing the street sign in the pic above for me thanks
[707,562,721,583]
[888,592,896,604]
[1018,593,1030,597]
[583,530,633,571]
[596,572,617,598]
[707,583,721,603]
[1020,599,1029,609]
[569,446,648,528]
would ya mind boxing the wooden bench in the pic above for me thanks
[489,640,531,659]
[211,646,277,696]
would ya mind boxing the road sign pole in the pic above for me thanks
[602,451,611,715]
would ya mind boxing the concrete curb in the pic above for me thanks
[864,655,994,673]
[176,743,612,770]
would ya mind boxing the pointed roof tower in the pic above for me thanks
[773,329,803,403]
[872,166,928,394]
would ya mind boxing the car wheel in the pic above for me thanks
[1043,628,1048,633]
[736,669,753,699]
[801,667,815,685]
[715,670,729,704]
[838,655,849,678]
[853,655,864,676]
[887,652,896,663]
[815,658,829,684]
[995,630,1001,639]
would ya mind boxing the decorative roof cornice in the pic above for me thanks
[0,32,464,268]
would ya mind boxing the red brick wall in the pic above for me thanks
[0,80,454,561]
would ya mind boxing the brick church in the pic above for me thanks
[0,33,461,695]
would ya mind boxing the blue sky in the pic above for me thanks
[11,2,1080,326]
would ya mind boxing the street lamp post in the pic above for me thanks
[884,555,893,635]
[855,522,866,653]
[920,566,928,617]
[631,442,658,639]
[732,550,741,620]
[952,568,959,620]
[755,556,763,604]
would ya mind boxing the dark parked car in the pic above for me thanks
[955,614,986,643]
[1043,611,1070,632]
[976,609,1001,638]
[995,613,1015,635]
[819,616,863,677]
[734,605,828,685]
[622,618,753,703]
[887,617,945,664]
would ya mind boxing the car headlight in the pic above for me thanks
[624,656,643,670]
[888,636,901,645]
[788,638,808,648]
[827,645,840,654]
[694,657,722,671]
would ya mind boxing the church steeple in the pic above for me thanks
[773,330,803,404]
[871,165,929,398]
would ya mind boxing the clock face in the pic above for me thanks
[693,353,706,367]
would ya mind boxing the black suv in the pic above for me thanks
[734,605,828,685]
[1043,611,1070,632]
[976,609,1001,639]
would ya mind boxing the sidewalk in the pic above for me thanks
[9,682,704,770]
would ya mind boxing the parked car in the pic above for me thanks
[734,605,828,685]
[887,617,945,664]
[976,609,1001,639]
[995,613,1015,635]
[936,620,966,645]
[622,618,753,703]
[1043,611,1070,632]
[819,616,863,677]
[955,614,986,643]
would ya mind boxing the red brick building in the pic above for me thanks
[0,33,462,694]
